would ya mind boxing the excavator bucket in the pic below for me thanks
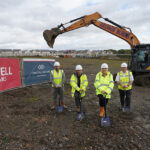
[43,28,61,48]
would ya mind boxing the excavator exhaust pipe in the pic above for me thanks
[43,28,62,48]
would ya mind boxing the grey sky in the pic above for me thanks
[0,0,150,50]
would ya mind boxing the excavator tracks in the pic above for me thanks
[134,74,150,87]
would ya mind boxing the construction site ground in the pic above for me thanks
[0,58,150,150]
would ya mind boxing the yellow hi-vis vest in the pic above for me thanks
[94,71,114,99]
[70,73,88,98]
[51,69,63,87]
[117,71,132,90]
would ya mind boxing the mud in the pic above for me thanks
[0,58,149,150]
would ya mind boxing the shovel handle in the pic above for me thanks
[79,94,82,113]
[104,95,107,118]
[58,88,61,106]
[123,89,126,107]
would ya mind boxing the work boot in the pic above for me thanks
[51,101,56,110]
[61,101,67,109]
[77,106,80,113]
[99,106,105,117]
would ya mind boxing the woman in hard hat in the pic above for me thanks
[70,65,88,113]
[94,63,114,117]
[50,61,67,109]
[115,62,134,111]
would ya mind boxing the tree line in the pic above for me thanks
[104,49,131,54]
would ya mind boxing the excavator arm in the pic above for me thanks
[43,12,140,48]
[92,19,140,48]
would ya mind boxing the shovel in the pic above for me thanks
[101,96,110,126]
[56,98,64,113]
[122,106,130,112]
[76,96,85,121]
[56,88,64,113]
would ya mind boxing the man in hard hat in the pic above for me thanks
[115,62,134,110]
[94,63,114,117]
[50,61,67,109]
[70,65,88,112]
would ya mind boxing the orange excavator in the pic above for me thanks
[43,12,150,86]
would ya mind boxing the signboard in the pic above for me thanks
[23,58,55,86]
[0,58,21,92]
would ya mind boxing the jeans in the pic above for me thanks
[52,87,64,103]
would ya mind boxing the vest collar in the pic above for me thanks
[54,69,60,72]
[100,71,110,76]
[74,72,83,77]
[120,70,128,74]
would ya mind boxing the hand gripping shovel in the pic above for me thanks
[101,96,110,126]
[56,89,64,113]
[76,97,85,121]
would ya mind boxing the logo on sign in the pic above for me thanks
[38,65,45,70]
[0,67,13,82]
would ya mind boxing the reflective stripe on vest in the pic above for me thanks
[70,74,87,98]
[52,69,63,85]
[118,71,132,90]
[95,71,113,99]
[97,73,111,88]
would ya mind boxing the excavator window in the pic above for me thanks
[138,51,145,62]
[137,50,149,69]
[144,52,148,63]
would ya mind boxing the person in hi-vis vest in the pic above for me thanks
[70,65,88,113]
[94,63,114,117]
[50,61,67,109]
[115,62,134,109]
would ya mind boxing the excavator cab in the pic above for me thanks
[130,44,150,72]
[130,44,150,86]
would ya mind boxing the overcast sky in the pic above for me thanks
[0,0,150,50]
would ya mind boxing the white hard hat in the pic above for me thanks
[75,65,83,70]
[101,63,108,69]
[121,63,127,67]
[54,61,60,67]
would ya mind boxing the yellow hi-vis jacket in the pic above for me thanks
[117,71,132,90]
[70,73,88,98]
[94,71,114,99]
[51,69,64,87]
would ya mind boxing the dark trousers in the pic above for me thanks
[119,89,132,107]
[74,91,82,107]
[98,94,108,107]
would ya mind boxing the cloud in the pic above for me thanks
[0,0,150,50]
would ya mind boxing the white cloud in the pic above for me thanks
[0,0,150,50]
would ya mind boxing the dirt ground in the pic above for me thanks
[0,58,150,150]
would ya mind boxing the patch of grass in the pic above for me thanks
[57,57,129,73]
[8,120,15,125]
[2,137,11,144]
[27,97,39,102]
[64,89,70,95]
